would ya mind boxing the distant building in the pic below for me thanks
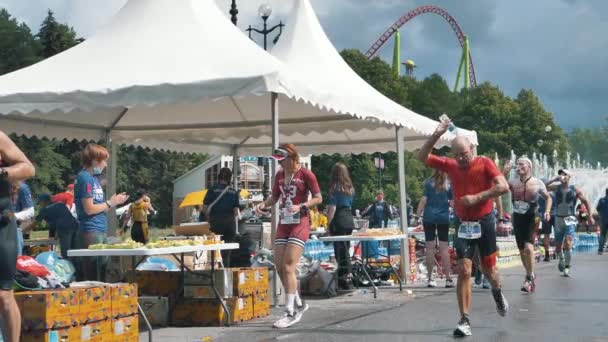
[172,155,311,224]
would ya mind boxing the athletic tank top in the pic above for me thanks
[555,185,576,217]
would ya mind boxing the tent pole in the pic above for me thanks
[396,126,410,283]
[232,145,240,237]
[270,92,279,248]
[105,131,119,236]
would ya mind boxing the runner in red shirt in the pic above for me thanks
[418,120,510,338]
[256,143,322,329]
[52,183,75,209]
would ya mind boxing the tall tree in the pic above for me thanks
[0,8,41,75]
[37,10,82,58]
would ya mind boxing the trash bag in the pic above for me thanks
[35,251,75,283]
[14,270,41,290]
[136,257,179,271]
[300,263,337,297]
[16,256,50,277]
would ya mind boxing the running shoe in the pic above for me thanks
[492,289,509,317]
[427,279,437,288]
[558,258,565,273]
[563,266,570,277]
[445,278,455,288]
[482,277,491,289]
[453,316,472,337]
[273,311,301,329]
[295,303,309,320]
[521,279,532,293]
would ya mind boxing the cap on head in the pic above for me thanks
[558,169,571,176]
[271,148,289,161]
[67,184,75,191]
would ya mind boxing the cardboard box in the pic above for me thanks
[136,271,181,297]
[138,296,169,327]
[171,296,253,326]
[173,222,211,236]
[109,283,138,318]
[184,270,233,298]
[252,290,270,318]
[78,287,111,324]
[231,268,255,296]
[20,326,78,342]
[78,319,111,342]
[16,289,80,330]
[252,267,269,293]
[112,315,139,341]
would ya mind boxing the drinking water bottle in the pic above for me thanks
[439,114,457,133]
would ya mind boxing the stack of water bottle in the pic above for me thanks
[303,239,335,262]
[574,233,599,254]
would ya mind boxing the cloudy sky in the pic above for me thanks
[1,0,606,130]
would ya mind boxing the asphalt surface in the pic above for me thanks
[143,254,608,342]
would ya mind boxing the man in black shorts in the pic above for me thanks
[0,130,35,342]
[419,122,510,338]
[508,157,551,293]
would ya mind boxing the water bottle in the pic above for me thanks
[439,114,457,133]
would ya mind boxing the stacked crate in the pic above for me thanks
[135,271,180,327]
[17,284,139,342]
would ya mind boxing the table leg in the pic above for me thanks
[362,242,377,298]
[138,302,154,342]
[211,251,231,326]
[180,253,185,295]
[387,240,403,292]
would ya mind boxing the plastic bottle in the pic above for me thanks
[439,114,457,133]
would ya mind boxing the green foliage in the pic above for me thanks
[0,9,41,75]
[568,125,608,165]
[37,10,82,58]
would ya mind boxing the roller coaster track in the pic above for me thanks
[365,5,477,87]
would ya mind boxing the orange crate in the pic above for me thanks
[16,289,79,330]
[109,283,138,318]
[78,319,112,342]
[171,296,253,326]
[78,287,111,324]
[20,326,78,342]
[252,290,270,318]
[231,268,255,296]
[252,267,269,294]
[112,314,139,341]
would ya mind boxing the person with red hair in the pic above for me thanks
[75,143,128,280]
[257,143,322,328]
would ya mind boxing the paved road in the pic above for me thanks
[144,254,608,342]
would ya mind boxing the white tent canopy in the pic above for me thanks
[0,0,475,155]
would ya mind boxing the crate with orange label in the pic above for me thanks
[171,296,253,326]
[78,319,112,342]
[252,290,270,318]
[78,287,111,325]
[16,289,80,331]
[111,314,139,341]
[109,283,138,318]
[136,270,181,297]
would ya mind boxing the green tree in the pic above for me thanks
[37,10,82,58]
[0,8,41,75]
[412,74,461,120]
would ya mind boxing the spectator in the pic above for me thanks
[129,189,155,244]
[362,190,393,228]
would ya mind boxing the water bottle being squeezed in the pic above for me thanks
[439,114,457,133]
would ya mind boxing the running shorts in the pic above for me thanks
[554,216,576,244]
[513,211,537,250]
[540,215,554,235]
[454,213,498,268]
[423,222,450,242]
[275,216,310,249]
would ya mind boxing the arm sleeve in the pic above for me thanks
[426,154,452,173]
[304,169,321,195]
[422,181,431,197]
[233,192,240,209]
[203,190,213,205]
[77,175,94,199]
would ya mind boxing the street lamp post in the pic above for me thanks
[229,0,238,26]
[246,4,285,51]
[246,4,285,199]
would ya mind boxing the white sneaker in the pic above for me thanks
[427,279,437,288]
[563,267,570,277]
[453,316,472,337]
[295,303,309,320]
[273,311,301,329]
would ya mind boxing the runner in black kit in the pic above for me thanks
[508,157,551,292]
[0,130,35,342]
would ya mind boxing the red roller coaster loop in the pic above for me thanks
[365,5,477,87]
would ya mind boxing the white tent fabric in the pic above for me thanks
[0,0,476,155]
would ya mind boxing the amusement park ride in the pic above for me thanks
[366,5,476,91]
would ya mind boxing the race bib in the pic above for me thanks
[564,216,578,226]
[458,221,482,239]
[513,201,530,214]
[280,199,301,225]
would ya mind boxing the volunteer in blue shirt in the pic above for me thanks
[596,188,608,255]
[75,143,128,280]
[416,170,455,288]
